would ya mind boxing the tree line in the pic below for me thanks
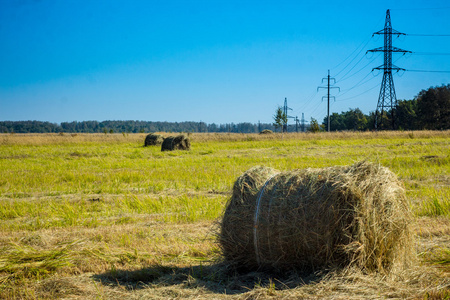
[318,84,449,131]
[1,85,448,134]
[0,120,278,134]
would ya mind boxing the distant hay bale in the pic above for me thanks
[219,161,413,274]
[161,134,191,151]
[259,129,273,134]
[144,134,164,146]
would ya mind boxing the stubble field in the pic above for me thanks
[0,131,449,299]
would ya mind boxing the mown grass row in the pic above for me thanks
[1,135,448,199]
[0,194,226,231]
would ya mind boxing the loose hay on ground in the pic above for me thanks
[219,161,414,274]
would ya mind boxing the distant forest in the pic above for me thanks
[1,85,448,133]
[0,120,281,134]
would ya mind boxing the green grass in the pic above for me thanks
[1,133,448,204]
[0,132,449,299]
[0,194,226,230]
[0,135,447,219]
[0,133,448,228]
[416,190,450,217]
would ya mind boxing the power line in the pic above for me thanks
[298,10,449,127]
[336,55,397,100]
[332,37,373,74]
[309,100,325,116]
[407,34,450,37]
[339,55,401,94]
[391,7,450,11]
[412,52,450,55]
[295,89,318,114]
[336,82,381,102]
[335,54,366,82]
[338,71,379,97]
[331,15,385,75]
[337,53,380,82]
[406,69,450,73]
[294,78,324,116]
[334,38,373,78]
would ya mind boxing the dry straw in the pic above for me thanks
[259,129,273,134]
[161,134,191,151]
[219,161,414,274]
[144,133,164,146]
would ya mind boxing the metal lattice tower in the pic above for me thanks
[282,97,293,132]
[301,113,305,132]
[367,9,410,130]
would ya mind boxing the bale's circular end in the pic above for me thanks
[161,134,191,151]
[144,134,164,146]
[219,161,413,274]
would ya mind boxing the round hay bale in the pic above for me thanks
[161,134,191,151]
[259,129,273,134]
[144,133,164,146]
[219,161,413,274]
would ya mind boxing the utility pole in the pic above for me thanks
[318,70,339,132]
[282,97,294,132]
[295,116,299,132]
[367,9,410,130]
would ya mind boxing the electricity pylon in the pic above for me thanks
[318,70,339,132]
[301,113,305,132]
[367,9,411,130]
[283,97,294,132]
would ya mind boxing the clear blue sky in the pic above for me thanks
[1,0,449,125]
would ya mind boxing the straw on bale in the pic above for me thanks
[259,129,273,134]
[161,134,191,151]
[144,133,164,146]
[219,161,414,274]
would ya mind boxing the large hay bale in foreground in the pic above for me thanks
[144,134,164,146]
[161,134,191,151]
[219,161,413,274]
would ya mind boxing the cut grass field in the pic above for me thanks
[0,131,449,299]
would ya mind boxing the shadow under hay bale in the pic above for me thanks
[219,161,414,274]
[144,134,164,146]
[161,134,191,151]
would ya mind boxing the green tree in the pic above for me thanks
[395,99,418,130]
[416,84,450,130]
[329,112,345,131]
[323,109,369,131]
[273,106,287,133]
[309,118,321,133]
[343,108,368,131]
[377,111,392,130]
